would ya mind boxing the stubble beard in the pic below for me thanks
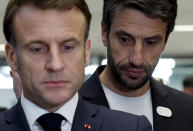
[107,44,158,91]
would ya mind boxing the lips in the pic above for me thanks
[122,68,144,78]
[43,80,69,88]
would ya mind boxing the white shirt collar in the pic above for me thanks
[21,93,78,129]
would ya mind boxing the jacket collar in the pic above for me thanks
[80,65,109,107]
[150,77,170,109]
[150,77,169,99]
[150,77,173,131]
[71,98,102,131]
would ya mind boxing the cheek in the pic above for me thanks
[110,47,130,65]
[144,50,162,66]
[68,53,85,77]
[19,57,44,82]
[68,61,85,90]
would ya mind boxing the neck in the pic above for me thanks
[99,65,150,97]
[23,92,63,112]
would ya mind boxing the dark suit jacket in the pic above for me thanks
[79,65,193,131]
[0,107,7,113]
[0,97,152,131]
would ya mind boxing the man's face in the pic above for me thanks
[6,3,90,111]
[102,8,167,90]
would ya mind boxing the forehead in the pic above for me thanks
[111,8,167,38]
[12,3,86,43]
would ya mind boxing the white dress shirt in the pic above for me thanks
[21,93,78,131]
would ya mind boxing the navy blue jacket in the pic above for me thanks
[80,65,193,131]
[0,97,152,131]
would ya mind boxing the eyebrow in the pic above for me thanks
[115,30,163,42]
[59,37,81,45]
[24,37,81,46]
[115,30,135,40]
[144,35,163,41]
[24,40,46,47]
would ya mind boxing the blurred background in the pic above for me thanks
[0,0,193,109]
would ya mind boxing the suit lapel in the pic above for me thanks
[1,100,30,131]
[71,98,102,131]
[80,66,110,108]
[150,78,173,131]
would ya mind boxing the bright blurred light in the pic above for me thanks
[101,59,107,65]
[152,58,175,82]
[0,77,13,89]
[174,25,193,32]
[85,64,98,75]
[0,44,5,51]
[0,66,12,89]
[0,74,4,79]
[0,75,13,89]
[0,66,11,75]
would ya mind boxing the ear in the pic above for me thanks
[85,39,91,67]
[101,22,108,47]
[10,70,23,99]
[5,44,18,72]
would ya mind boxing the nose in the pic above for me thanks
[45,47,64,72]
[129,41,144,67]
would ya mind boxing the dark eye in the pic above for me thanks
[119,36,133,45]
[145,40,158,46]
[30,45,46,54]
[120,36,128,42]
[63,45,73,51]
[32,47,43,52]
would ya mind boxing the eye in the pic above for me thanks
[29,44,47,54]
[32,47,43,52]
[63,45,73,50]
[144,39,159,46]
[61,40,77,52]
[120,36,128,42]
[119,35,134,45]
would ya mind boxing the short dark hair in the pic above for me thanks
[183,75,193,88]
[102,0,177,41]
[3,0,91,47]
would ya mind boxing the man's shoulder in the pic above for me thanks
[157,81,193,103]
[79,66,106,103]
[151,78,193,110]
[0,108,15,129]
[152,83,193,130]
[83,100,152,130]
[166,86,193,106]
[97,104,145,122]
[167,85,193,97]
[81,65,105,89]
[0,101,30,131]
[0,104,18,124]
[0,111,6,125]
